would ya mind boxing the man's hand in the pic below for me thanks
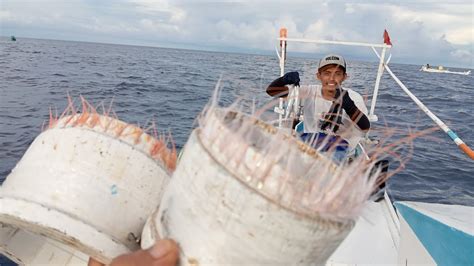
[88,239,179,266]
[282,71,300,86]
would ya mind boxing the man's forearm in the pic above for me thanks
[349,108,370,131]
[266,72,300,97]
[342,94,370,131]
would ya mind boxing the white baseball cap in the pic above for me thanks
[318,54,347,70]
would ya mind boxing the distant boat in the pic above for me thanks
[10,36,16,41]
[420,65,470,75]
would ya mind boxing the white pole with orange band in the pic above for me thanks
[278,28,301,129]
[372,49,474,160]
[277,28,287,128]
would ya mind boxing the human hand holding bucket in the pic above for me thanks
[141,100,379,265]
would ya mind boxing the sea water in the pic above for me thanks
[0,37,473,264]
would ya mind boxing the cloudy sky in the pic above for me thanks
[1,0,473,68]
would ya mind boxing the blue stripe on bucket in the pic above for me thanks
[447,130,459,141]
[395,203,474,266]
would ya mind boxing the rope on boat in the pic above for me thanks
[372,48,474,160]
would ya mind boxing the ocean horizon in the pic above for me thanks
[2,36,472,70]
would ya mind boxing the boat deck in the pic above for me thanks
[327,196,400,265]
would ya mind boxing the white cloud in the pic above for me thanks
[353,3,473,45]
[1,0,472,67]
[446,27,474,45]
[345,4,356,14]
[128,0,187,23]
[0,10,13,21]
[451,49,472,61]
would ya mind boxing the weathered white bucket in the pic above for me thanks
[0,113,175,264]
[142,108,365,265]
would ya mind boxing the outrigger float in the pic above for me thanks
[0,29,473,266]
[420,65,471,75]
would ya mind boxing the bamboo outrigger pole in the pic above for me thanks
[372,49,474,160]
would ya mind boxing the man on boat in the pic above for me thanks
[266,54,370,160]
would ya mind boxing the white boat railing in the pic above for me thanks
[278,37,391,48]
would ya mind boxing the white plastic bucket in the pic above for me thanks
[0,114,174,263]
[142,109,356,265]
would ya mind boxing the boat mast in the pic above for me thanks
[277,28,287,128]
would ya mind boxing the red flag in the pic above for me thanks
[383,29,392,45]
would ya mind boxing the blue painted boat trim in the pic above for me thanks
[447,130,458,141]
[395,203,474,266]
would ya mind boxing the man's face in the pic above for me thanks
[316,64,347,98]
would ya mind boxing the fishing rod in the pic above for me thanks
[372,48,474,160]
